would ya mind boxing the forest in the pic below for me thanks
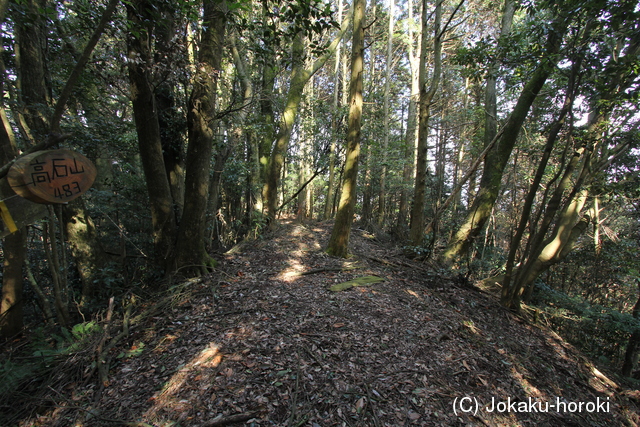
[1,0,640,425]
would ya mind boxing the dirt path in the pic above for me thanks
[18,220,640,426]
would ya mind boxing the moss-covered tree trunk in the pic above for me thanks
[126,0,177,272]
[264,9,352,223]
[0,96,25,338]
[173,0,227,276]
[377,0,394,227]
[484,0,515,151]
[258,62,277,216]
[502,29,640,310]
[326,0,365,258]
[500,56,582,307]
[409,0,442,246]
[206,33,253,247]
[444,16,567,261]
[63,199,108,305]
[265,33,306,221]
[155,6,185,222]
[0,0,49,337]
[323,0,344,221]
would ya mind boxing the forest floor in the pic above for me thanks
[4,219,640,426]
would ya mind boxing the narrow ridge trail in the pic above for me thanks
[28,220,640,426]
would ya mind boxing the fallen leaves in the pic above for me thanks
[15,220,639,427]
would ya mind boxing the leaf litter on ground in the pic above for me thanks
[5,220,640,427]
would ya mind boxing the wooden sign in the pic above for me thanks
[0,178,48,238]
[7,149,97,204]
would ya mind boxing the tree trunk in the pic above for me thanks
[258,62,277,215]
[0,0,49,337]
[397,0,419,231]
[377,0,394,228]
[622,281,640,376]
[207,32,253,245]
[502,33,640,308]
[0,98,24,338]
[265,33,305,221]
[0,225,26,338]
[126,0,178,272]
[324,0,344,220]
[174,0,227,276]
[156,7,186,209]
[512,189,590,306]
[13,0,50,143]
[444,15,568,260]
[361,142,373,227]
[63,198,108,306]
[501,57,581,306]
[484,0,515,150]
[264,9,352,222]
[326,0,365,258]
[409,0,442,246]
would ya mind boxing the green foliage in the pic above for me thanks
[533,283,640,366]
[0,359,39,397]
[240,0,340,63]
[31,321,102,358]
[116,341,146,359]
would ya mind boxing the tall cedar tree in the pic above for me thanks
[409,0,442,246]
[326,0,365,258]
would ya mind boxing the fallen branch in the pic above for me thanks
[202,411,264,426]
[295,266,364,276]
[361,254,433,272]
[329,275,385,292]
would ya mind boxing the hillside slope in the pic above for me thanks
[11,220,640,426]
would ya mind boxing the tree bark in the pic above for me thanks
[156,11,186,222]
[126,0,178,272]
[258,62,277,215]
[0,94,24,338]
[207,32,253,246]
[409,0,442,246]
[500,56,580,306]
[502,29,640,309]
[13,0,50,143]
[324,0,344,221]
[397,0,419,231]
[377,0,394,227]
[326,0,365,258]
[483,0,515,150]
[173,0,227,276]
[264,8,352,222]
[0,0,50,338]
[444,15,568,260]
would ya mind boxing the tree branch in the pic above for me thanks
[50,0,120,133]
[277,168,326,213]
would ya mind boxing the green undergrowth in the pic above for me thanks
[0,279,206,425]
[532,283,640,367]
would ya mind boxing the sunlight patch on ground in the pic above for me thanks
[511,365,545,399]
[153,334,179,354]
[277,258,306,281]
[143,343,222,422]
[588,366,617,395]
